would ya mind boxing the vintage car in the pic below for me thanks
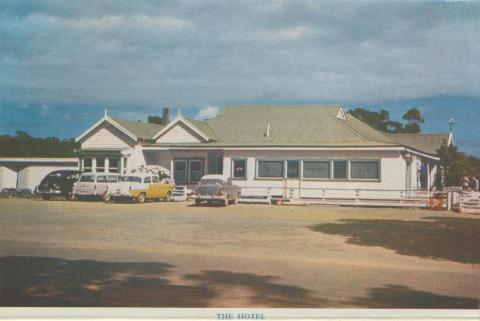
[191,174,241,206]
[36,170,81,200]
[72,173,122,201]
[108,174,173,203]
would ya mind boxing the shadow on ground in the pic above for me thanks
[310,216,480,264]
[0,256,213,307]
[186,270,327,307]
[351,284,479,309]
[0,256,321,307]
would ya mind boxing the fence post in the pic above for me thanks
[447,191,451,211]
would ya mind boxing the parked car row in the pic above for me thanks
[35,170,241,206]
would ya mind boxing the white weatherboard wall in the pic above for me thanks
[156,123,202,144]
[17,166,77,192]
[81,122,135,149]
[223,150,407,195]
[0,166,18,190]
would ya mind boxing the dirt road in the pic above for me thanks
[0,198,479,308]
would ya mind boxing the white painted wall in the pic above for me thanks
[0,166,18,190]
[17,166,77,192]
[81,122,135,149]
[156,123,202,144]
[223,150,408,195]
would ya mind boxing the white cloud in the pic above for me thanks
[195,106,219,120]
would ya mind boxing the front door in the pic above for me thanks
[173,160,188,185]
[173,159,204,185]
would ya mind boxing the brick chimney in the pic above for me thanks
[162,108,169,126]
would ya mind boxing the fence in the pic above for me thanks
[457,191,480,214]
[238,185,446,208]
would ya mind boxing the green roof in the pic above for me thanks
[385,133,449,156]
[110,117,164,140]
[106,105,447,156]
[198,105,395,146]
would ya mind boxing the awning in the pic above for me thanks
[75,149,123,157]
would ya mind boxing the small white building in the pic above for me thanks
[0,158,78,192]
[75,105,449,198]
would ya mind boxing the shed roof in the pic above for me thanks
[385,133,449,156]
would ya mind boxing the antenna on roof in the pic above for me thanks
[265,123,271,138]
[104,108,108,118]
[448,118,456,134]
[177,109,181,117]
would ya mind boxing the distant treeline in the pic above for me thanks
[0,131,79,157]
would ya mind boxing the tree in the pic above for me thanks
[349,107,426,134]
[147,115,163,125]
[402,108,424,124]
[436,140,474,187]
[349,108,390,132]
[402,108,424,133]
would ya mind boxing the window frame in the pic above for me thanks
[83,157,93,173]
[231,158,247,180]
[301,160,331,180]
[256,159,285,179]
[332,160,348,180]
[349,160,381,181]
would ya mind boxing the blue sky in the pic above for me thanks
[0,1,479,155]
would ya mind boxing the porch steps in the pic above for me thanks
[171,185,187,202]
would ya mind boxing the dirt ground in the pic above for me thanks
[0,197,479,308]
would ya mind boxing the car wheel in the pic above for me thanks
[164,192,172,202]
[41,195,51,201]
[195,199,201,206]
[137,193,146,204]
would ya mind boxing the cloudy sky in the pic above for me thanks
[1,1,480,154]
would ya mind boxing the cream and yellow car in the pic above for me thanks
[108,174,173,203]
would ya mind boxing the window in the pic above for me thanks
[258,160,284,178]
[121,176,141,183]
[79,174,95,182]
[97,175,107,183]
[232,159,247,179]
[208,152,223,174]
[303,161,330,179]
[333,160,347,179]
[83,158,92,172]
[287,160,300,179]
[350,161,380,180]
[108,158,120,173]
[152,176,160,183]
[189,160,203,183]
[96,158,105,173]
[107,175,118,183]
[144,177,151,183]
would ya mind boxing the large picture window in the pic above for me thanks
[350,161,380,180]
[303,161,330,179]
[258,161,284,178]
[173,159,204,184]
[333,160,347,179]
[232,159,247,179]
[287,160,300,179]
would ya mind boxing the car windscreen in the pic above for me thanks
[199,179,225,185]
[120,176,141,183]
[79,175,95,182]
